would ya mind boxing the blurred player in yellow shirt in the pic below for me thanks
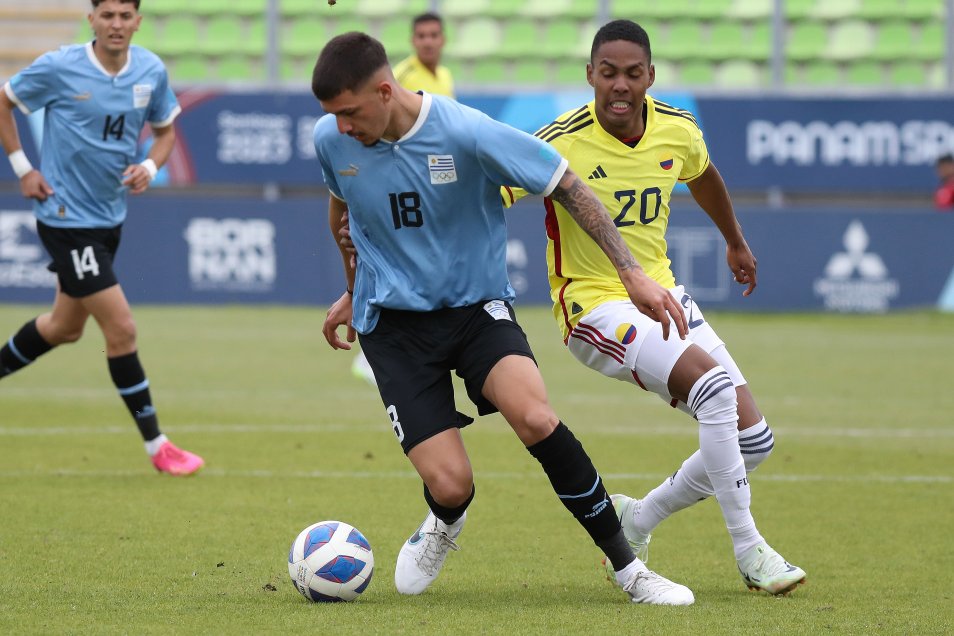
[503,20,805,597]
[392,12,455,98]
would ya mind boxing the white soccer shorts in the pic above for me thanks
[566,286,746,409]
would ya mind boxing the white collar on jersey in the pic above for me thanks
[381,91,432,145]
[85,41,132,78]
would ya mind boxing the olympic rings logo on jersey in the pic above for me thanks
[428,170,458,185]
[428,154,458,185]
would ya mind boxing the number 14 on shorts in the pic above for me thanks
[70,245,100,280]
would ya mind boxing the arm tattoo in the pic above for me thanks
[551,173,640,272]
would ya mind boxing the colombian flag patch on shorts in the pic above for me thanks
[615,323,637,345]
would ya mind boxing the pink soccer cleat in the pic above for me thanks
[151,441,204,476]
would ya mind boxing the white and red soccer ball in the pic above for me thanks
[288,520,374,602]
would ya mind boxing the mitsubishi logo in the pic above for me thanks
[823,220,888,280]
[813,220,898,312]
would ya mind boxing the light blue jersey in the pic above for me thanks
[4,42,180,228]
[314,93,568,334]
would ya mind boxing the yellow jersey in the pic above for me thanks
[502,95,709,340]
[393,55,455,98]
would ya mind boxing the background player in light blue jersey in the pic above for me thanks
[0,0,203,476]
[313,32,695,605]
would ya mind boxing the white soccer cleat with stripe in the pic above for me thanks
[394,510,464,595]
[622,568,695,605]
[737,543,806,596]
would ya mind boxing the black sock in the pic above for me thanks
[595,530,637,572]
[0,318,53,378]
[108,352,161,441]
[423,483,475,526]
[527,422,635,570]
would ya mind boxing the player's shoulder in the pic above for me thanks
[392,55,415,80]
[532,102,595,148]
[648,95,701,133]
[429,93,483,124]
[38,42,86,68]
[313,112,339,144]
[130,44,166,70]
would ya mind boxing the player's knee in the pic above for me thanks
[689,366,737,426]
[425,471,474,507]
[508,404,559,445]
[741,419,775,472]
[104,316,137,350]
[45,321,84,344]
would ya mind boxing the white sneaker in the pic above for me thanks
[394,510,464,595]
[610,494,652,563]
[737,543,806,595]
[622,568,695,605]
[351,349,377,387]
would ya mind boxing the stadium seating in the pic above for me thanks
[5,0,950,90]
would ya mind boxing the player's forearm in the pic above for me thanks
[687,163,746,247]
[146,124,176,168]
[551,168,642,274]
[0,93,24,157]
[328,196,355,289]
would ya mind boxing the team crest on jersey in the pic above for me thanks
[133,84,153,109]
[657,152,674,171]
[615,323,637,345]
[428,154,457,185]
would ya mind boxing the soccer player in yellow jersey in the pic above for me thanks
[392,12,455,99]
[502,20,806,597]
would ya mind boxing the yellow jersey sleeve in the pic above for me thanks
[501,184,530,208]
[678,121,710,182]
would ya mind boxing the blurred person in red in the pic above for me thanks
[935,153,954,210]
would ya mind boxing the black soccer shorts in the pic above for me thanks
[36,221,122,298]
[358,299,537,454]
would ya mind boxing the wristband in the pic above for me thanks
[140,158,158,181]
[8,149,33,179]
[345,288,353,295]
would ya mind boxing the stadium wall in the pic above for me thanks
[1,193,951,312]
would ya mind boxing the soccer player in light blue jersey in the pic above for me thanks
[312,32,695,605]
[0,0,203,476]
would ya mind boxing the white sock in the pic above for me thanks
[635,418,775,536]
[634,452,710,536]
[144,433,168,456]
[690,367,763,560]
[614,557,647,586]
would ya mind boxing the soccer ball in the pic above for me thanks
[288,520,374,602]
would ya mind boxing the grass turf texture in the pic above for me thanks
[1,304,952,635]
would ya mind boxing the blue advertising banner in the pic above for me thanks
[695,96,954,195]
[4,90,951,195]
[1,192,951,312]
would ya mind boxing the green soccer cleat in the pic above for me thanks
[611,493,652,563]
[737,543,806,596]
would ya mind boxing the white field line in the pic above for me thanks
[1,423,953,438]
[0,467,948,484]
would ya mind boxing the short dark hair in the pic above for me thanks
[311,32,389,101]
[591,19,651,63]
[91,0,140,8]
[412,12,443,30]
[938,153,954,166]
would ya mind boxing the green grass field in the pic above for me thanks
[1,304,952,635]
